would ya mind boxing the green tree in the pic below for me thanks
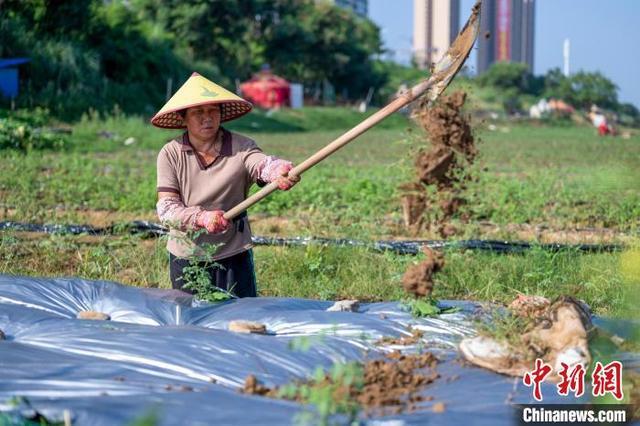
[477,62,542,96]
[567,71,618,110]
[543,69,619,111]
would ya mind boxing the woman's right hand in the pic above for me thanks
[196,210,230,234]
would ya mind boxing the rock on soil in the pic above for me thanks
[326,300,360,312]
[228,320,267,334]
[77,311,111,321]
[401,247,445,298]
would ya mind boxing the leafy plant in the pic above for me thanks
[0,109,67,151]
[405,297,461,318]
[173,229,232,303]
[278,363,364,426]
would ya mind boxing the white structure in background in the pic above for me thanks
[413,0,460,69]
[289,83,303,109]
[563,38,570,77]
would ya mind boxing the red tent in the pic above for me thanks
[240,70,290,109]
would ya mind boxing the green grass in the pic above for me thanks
[1,231,636,317]
[2,115,639,236]
[1,107,639,318]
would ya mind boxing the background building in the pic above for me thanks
[477,0,535,73]
[413,0,460,69]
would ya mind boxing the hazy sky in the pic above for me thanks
[369,0,640,107]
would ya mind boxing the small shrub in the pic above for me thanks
[0,108,67,151]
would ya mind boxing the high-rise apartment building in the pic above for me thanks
[477,0,535,73]
[413,0,460,69]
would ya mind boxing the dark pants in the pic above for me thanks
[169,249,257,298]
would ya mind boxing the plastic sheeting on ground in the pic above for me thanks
[0,274,636,425]
[0,220,624,254]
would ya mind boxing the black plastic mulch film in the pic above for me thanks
[0,221,623,254]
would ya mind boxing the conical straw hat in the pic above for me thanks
[151,72,252,129]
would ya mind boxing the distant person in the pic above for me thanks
[589,105,613,136]
[151,72,300,297]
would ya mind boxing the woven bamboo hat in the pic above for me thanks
[151,72,252,129]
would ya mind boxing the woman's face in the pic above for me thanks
[183,105,221,140]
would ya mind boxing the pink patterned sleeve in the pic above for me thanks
[156,196,205,231]
[256,156,294,183]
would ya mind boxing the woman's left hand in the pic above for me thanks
[275,163,301,191]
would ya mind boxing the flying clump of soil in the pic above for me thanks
[400,91,478,237]
[401,247,445,298]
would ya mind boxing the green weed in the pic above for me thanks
[278,362,364,426]
[405,298,461,318]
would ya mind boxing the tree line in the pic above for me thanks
[477,62,639,125]
[1,0,388,119]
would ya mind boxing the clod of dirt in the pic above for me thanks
[358,352,439,416]
[401,247,445,298]
[459,296,592,379]
[399,182,427,230]
[228,320,267,334]
[0,329,5,340]
[376,328,424,346]
[508,294,551,318]
[432,402,446,413]
[326,300,360,312]
[77,311,110,321]
[242,374,273,396]
[415,147,456,187]
[400,91,477,237]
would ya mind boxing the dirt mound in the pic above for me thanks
[401,247,445,298]
[460,296,593,379]
[508,294,551,318]
[358,351,439,416]
[401,91,477,237]
[242,351,441,416]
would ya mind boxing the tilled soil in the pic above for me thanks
[401,247,445,298]
[242,351,441,416]
[359,351,440,416]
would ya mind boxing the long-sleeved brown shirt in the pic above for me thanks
[156,128,267,260]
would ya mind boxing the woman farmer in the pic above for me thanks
[151,72,299,297]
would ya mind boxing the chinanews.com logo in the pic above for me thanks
[522,359,624,402]
[517,359,630,425]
